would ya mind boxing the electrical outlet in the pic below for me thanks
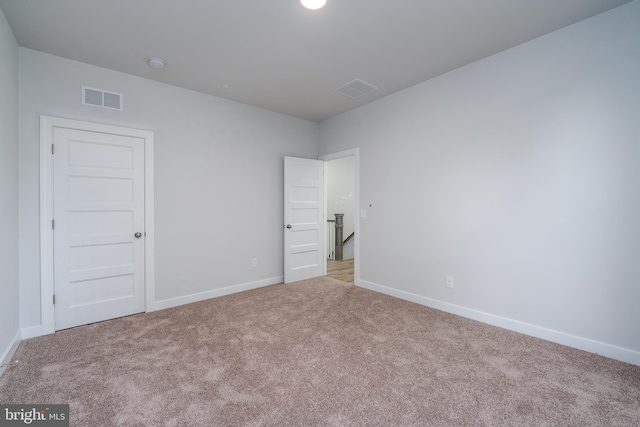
[445,276,454,289]
[251,258,257,268]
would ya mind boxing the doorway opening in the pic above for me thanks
[320,148,359,285]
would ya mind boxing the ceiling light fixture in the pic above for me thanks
[300,0,327,10]
[147,57,166,69]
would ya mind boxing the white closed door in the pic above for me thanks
[53,127,146,330]
[284,156,325,283]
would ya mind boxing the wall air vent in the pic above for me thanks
[82,86,123,111]
[335,79,378,99]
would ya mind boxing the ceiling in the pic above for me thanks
[0,0,632,122]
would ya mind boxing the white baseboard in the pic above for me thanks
[149,276,284,312]
[0,330,21,378]
[21,325,43,340]
[357,279,640,367]
[14,277,284,341]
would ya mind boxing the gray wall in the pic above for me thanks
[0,7,19,361]
[319,2,640,363]
[18,49,318,330]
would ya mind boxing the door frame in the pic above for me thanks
[319,148,360,284]
[39,116,155,335]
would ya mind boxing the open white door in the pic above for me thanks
[284,156,325,283]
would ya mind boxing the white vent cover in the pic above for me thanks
[335,79,378,99]
[82,86,123,110]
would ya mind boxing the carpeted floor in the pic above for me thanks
[1,276,639,426]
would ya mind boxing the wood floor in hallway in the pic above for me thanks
[326,258,354,283]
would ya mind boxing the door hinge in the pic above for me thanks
[52,219,55,230]
[53,294,56,305]
[51,144,55,155]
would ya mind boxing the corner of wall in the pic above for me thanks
[0,3,22,375]
[0,330,21,378]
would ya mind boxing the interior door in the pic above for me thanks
[53,127,145,330]
[284,156,325,283]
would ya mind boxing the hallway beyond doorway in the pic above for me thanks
[326,259,354,283]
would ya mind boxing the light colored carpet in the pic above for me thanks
[1,276,639,426]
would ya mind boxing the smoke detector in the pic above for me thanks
[147,57,166,69]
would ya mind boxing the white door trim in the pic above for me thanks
[319,148,360,285]
[39,116,155,335]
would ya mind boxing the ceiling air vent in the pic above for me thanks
[335,79,378,99]
[82,86,123,110]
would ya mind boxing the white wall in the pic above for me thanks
[319,1,640,364]
[0,7,20,362]
[19,48,318,330]
[326,156,355,259]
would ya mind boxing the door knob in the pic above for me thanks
[134,232,142,238]
[286,224,292,229]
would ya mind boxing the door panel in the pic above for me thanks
[53,127,145,330]
[284,156,325,283]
